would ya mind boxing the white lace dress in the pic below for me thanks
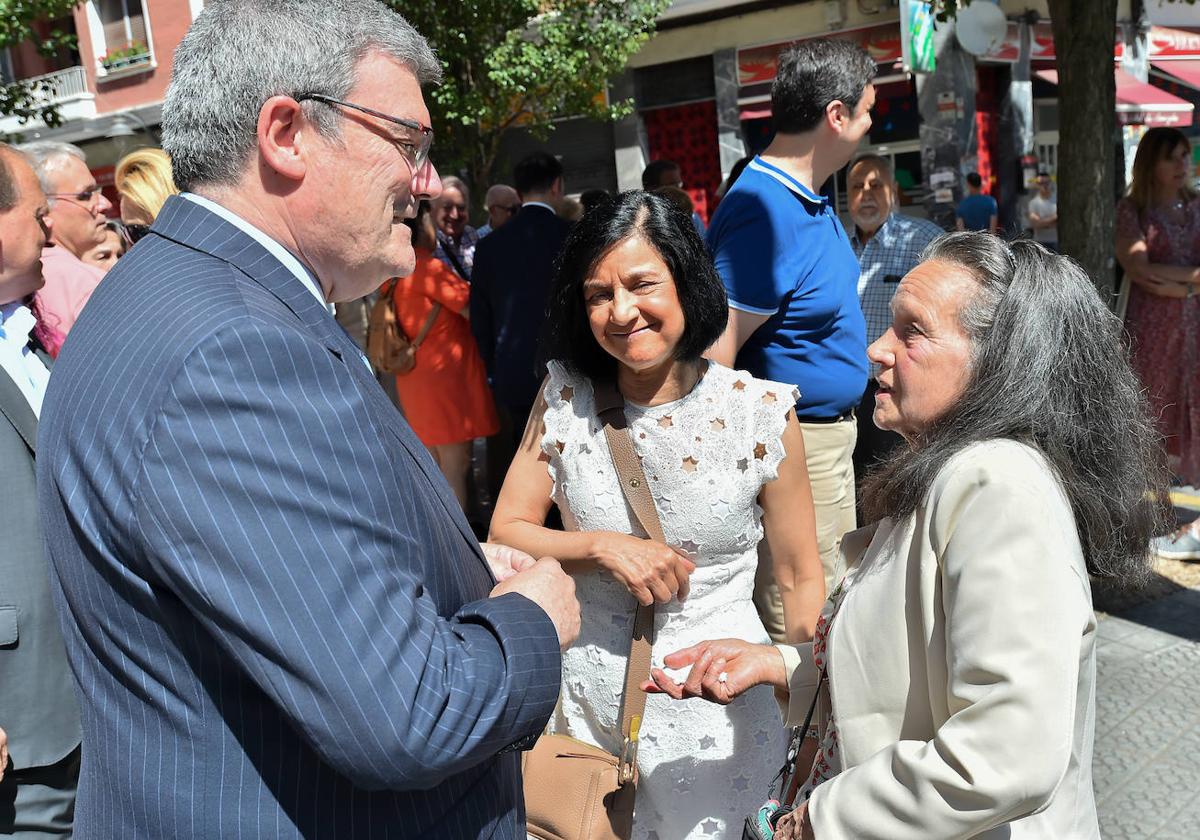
[540,360,795,840]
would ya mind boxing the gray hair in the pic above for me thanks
[438,175,470,207]
[862,232,1169,587]
[484,183,517,208]
[161,0,441,191]
[848,153,894,182]
[16,140,86,195]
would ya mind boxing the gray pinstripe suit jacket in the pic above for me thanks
[36,196,561,838]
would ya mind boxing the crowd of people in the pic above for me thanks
[0,0,1192,838]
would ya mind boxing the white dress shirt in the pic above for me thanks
[0,301,52,417]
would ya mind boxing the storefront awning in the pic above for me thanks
[1035,68,1194,127]
[1151,59,1200,91]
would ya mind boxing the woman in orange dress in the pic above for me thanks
[389,202,499,507]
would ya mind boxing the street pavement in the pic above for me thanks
[1094,492,1200,838]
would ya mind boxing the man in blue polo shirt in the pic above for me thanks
[707,37,876,642]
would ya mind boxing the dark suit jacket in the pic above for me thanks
[470,205,571,411]
[37,196,562,838]
[0,352,81,773]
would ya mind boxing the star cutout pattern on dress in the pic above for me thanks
[732,774,751,792]
[560,386,574,402]
[698,734,717,750]
[753,442,767,460]
[701,818,721,835]
[556,440,566,453]
[762,390,777,404]
[737,457,749,472]
[709,497,732,519]
[682,455,699,472]
[679,539,701,556]
[710,417,726,431]
[732,380,746,391]
[579,442,591,455]
[658,415,673,428]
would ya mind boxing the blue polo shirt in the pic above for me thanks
[707,157,867,418]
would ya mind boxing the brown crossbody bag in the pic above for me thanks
[522,379,662,840]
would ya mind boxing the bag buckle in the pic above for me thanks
[618,736,638,785]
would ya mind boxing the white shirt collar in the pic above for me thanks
[522,201,556,213]
[0,300,50,416]
[182,192,333,314]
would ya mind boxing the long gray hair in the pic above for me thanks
[862,232,1168,585]
[162,0,441,192]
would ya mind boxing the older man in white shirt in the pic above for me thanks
[0,142,83,836]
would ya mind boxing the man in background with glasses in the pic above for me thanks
[36,2,577,838]
[16,141,112,352]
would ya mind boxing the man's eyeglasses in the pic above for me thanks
[488,203,521,217]
[295,92,434,173]
[48,186,102,209]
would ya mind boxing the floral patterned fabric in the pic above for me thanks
[1117,196,1200,483]
[796,577,849,801]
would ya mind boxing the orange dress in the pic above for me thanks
[387,249,499,446]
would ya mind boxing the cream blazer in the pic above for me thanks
[778,440,1100,839]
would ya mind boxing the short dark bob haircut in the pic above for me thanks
[539,190,727,382]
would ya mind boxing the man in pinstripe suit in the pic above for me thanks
[35,2,577,837]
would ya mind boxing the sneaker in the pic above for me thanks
[1152,526,1200,561]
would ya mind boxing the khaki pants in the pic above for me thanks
[753,417,857,642]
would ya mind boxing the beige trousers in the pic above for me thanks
[753,417,857,642]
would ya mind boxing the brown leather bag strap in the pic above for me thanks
[412,303,442,348]
[593,378,660,786]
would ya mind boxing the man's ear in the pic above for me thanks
[825,99,849,136]
[550,176,564,198]
[256,95,308,182]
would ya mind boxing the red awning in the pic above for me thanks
[1036,68,1194,128]
[1151,59,1200,91]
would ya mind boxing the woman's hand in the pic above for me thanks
[0,725,8,782]
[1132,273,1190,298]
[592,532,696,605]
[774,803,815,839]
[480,542,538,582]
[641,638,787,703]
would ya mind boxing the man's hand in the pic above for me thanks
[491,558,580,650]
[0,725,8,783]
[480,542,537,582]
[641,638,787,704]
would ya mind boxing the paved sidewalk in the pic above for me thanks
[1095,587,1200,838]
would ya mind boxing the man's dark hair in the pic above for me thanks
[771,38,877,134]
[579,188,611,215]
[641,159,680,190]
[514,152,563,196]
[540,190,727,382]
[0,145,20,212]
[966,172,983,189]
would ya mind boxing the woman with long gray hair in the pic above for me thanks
[646,233,1168,839]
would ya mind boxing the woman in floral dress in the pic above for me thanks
[1115,128,1200,558]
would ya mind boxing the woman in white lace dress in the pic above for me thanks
[491,191,826,839]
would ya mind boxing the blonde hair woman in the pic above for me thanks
[114,148,179,229]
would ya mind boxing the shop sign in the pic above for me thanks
[1148,26,1200,59]
[900,0,936,74]
[737,23,903,87]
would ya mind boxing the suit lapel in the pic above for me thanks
[0,366,37,454]
[150,196,488,570]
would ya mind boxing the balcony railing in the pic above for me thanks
[20,65,89,104]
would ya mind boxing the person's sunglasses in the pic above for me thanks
[123,223,151,245]
[295,92,434,173]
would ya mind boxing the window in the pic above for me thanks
[99,0,147,49]
[89,0,153,76]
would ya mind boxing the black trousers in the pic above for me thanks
[852,381,905,521]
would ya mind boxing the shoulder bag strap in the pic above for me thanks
[437,232,470,281]
[412,303,443,348]
[593,378,660,786]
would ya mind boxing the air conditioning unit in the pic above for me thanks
[824,1,845,30]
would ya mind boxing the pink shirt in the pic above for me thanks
[35,244,106,350]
